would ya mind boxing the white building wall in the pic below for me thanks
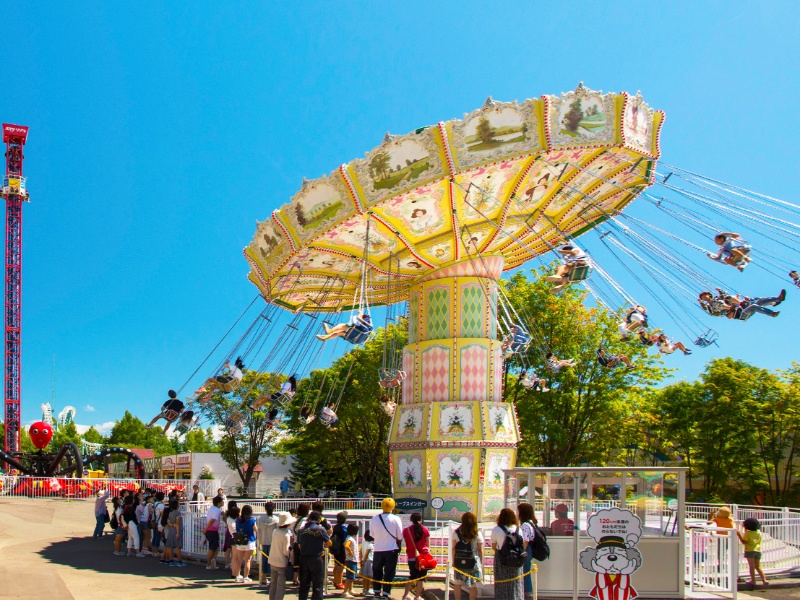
[189,453,293,497]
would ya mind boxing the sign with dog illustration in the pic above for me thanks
[579,507,643,600]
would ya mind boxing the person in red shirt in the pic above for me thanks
[402,513,430,600]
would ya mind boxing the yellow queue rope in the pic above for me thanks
[256,549,538,585]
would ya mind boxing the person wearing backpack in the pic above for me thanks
[150,492,165,556]
[330,511,349,589]
[492,508,524,600]
[257,501,278,587]
[518,503,548,600]
[450,511,483,600]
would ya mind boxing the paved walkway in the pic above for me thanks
[0,498,411,600]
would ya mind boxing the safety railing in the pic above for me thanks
[0,475,219,499]
[181,497,384,513]
[686,527,739,598]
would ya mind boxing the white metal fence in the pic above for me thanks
[686,527,739,598]
[0,475,220,499]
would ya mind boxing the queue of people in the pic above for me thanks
[94,493,551,599]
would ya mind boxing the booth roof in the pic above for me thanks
[130,449,155,460]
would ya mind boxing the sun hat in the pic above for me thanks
[278,512,296,527]
[717,506,732,518]
[381,497,396,512]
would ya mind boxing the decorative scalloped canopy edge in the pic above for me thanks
[246,85,663,312]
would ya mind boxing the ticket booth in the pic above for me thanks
[503,467,687,599]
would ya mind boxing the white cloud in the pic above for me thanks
[75,422,115,436]
[85,405,95,412]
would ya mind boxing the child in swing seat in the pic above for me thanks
[300,406,315,424]
[738,518,769,590]
[320,403,339,429]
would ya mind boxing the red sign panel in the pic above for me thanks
[2,124,29,144]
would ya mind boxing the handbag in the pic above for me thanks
[417,548,437,570]
[233,531,249,546]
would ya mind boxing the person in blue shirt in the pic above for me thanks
[297,511,332,600]
[279,477,291,498]
[316,313,373,342]
[503,324,531,358]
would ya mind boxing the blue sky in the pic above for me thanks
[1,1,797,434]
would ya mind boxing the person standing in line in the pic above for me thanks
[451,512,483,600]
[121,496,141,557]
[330,511,348,589]
[93,489,110,540]
[138,495,154,555]
[164,499,186,567]
[360,531,374,596]
[517,503,538,600]
[232,504,258,584]
[202,495,224,570]
[369,498,403,598]
[342,523,361,599]
[150,492,165,556]
[258,501,278,588]
[269,512,296,600]
[292,503,311,585]
[297,511,332,600]
[217,488,228,507]
[224,501,239,569]
[280,477,291,498]
[492,508,523,600]
[402,512,430,600]
[112,497,126,556]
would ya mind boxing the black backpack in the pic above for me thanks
[529,523,550,561]
[110,512,118,530]
[454,529,477,570]
[496,526,526,568]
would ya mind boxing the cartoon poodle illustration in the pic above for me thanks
[579,508,643,600]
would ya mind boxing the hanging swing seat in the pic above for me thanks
[343,322,372,344]
[379,369,406,388]
[694,329,719,347]
[225,411,246,433]
[216,375,243,393]
[566,264,593,282]
[163,409,181,422]
[175,417,198,435]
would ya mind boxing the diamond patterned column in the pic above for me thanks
[389,256,518,521]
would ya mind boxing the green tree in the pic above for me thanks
[278,322,404,493]
[370,152,391,181]
[82,426,105,444]
[183,427,219,453]
[197,371,283,496]
[50,421,81,449]
[503,269,669,467]
[654,381,704,491]
[476,117,495,144]
[563,98,583,132]
[107,411,176,457]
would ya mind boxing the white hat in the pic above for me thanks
[278,512,296,527]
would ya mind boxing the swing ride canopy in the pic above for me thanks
[245,84,664,311]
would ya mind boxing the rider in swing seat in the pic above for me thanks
[250,376,296,411]
[596,347,635,369]
[519,370,549,392]
[547,244,590,294]
[147,390,185,433]
[502,324,531,358]
[708,232,752,271]
[316,313,373,343]
[319,403,339,429]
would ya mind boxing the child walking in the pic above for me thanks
[342,523,360,599]
[738,518,769,589]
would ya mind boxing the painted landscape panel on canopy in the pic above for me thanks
[375,181,451,243]
[547,85,619,149]
[350,127,448,207]
[448,98,545,170]
[245,217,293,278]
[431,401,482,442]
[278,173,358,247]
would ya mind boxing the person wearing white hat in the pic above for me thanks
[269,512,297,600]
[93,489,110,539]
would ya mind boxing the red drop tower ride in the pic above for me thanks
[1,123,29,455]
